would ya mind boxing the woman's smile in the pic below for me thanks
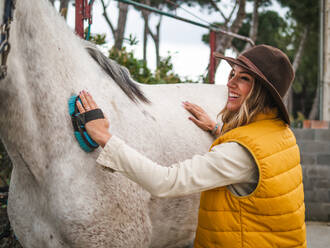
[228,91,240,101]
[226,65,254,111]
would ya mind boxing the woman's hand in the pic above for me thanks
[76,90,112,148]
[182,101,217,134]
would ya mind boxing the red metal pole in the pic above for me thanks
[209,31,216,84]
[75,0,84,38]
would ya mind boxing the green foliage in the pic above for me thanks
[90,33,107,45]
[277,0,319,29]
[277,0,320,118]
[290,112,305,128]
[85,29,107,45]
[232,10,289,53]
[108,46,198,84]
[123,34,139,46]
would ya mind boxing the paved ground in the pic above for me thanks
[307,222,330,248]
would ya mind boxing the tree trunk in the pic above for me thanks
[141,1,151,65]
[100,0,116,39]
[114,2,129,50]
[142,0,162,69]
[59,0,69,20]
[244,0,260,51]
[285,26,309,115]
[143,15,148,65]
[292,28,308,72]
[152,16,162,68]
[308,85,319,119]
[215,0,246,68]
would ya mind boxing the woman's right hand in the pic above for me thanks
[183,101,217,133]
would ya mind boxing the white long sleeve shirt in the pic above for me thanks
[96,136,258,198]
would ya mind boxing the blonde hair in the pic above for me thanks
[219,78,278,135]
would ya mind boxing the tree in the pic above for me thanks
[100,0,129,50]
[277,0,319,119]
[48,0,71,19]
[137,0,164,68]
[59,0,70,19]
[138,0,228,69]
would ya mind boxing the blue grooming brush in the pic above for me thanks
[68,95,103,152]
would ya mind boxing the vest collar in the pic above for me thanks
[252,108,279,122]
[218,108,279,141]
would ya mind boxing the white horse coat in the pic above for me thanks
[0,0,228,247]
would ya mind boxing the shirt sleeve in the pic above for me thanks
[96,135,257,198]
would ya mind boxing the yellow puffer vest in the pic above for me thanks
[194,112,306,248]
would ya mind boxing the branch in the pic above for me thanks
[100,0,116,38]
[229,0,246,34]
[209,0,228,23]
[147,22,156,42]
[244,0,260,50]
[292,26,309,72]
[213,0,246,66]
[284,26,309,110]
[149,14,162,43]
[226,0,238,26]
[60,0,69,20]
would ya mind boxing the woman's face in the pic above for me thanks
[226,65,254,112]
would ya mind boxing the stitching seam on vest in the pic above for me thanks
[197,225,241,232]
[239,201,243,248]
[261,162,301,181]
[242,202,305,216]
[239,226,306,233]
[255,142,297,160]
[197,224,304,233]
[252,182,303,200]
[194,239,209,248]
[199,207,239,212]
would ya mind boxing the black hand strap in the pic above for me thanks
[76,109,105,126]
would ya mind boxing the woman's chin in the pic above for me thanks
[226,103,240,112]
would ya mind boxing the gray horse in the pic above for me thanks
[0,0,227,247]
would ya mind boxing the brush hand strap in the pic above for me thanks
[76,109,104,125]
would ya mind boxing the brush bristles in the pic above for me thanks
[74,131,92,152]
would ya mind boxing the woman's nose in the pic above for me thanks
[227,77,237,88]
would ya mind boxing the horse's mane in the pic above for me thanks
[82,41,150,104]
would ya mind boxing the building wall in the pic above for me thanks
[293,128,330,221]
[323,0,330,120]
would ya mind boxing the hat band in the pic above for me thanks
[237,55,270,86]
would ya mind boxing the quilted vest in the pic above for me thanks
[194,112,306,248]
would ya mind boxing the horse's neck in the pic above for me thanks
[0,0,127,174]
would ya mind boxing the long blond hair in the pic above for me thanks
[219,78,278,135]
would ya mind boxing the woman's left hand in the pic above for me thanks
[76,90,112,148]
[182,101,217,132]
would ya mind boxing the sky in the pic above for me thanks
[58,0,286,85]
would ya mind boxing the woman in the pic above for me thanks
[76,45,306,247]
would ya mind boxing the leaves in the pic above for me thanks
[108,45,198,84]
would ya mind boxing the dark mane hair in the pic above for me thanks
[83,41,150,104]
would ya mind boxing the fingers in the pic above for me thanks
[85,92,98,109]
[79,91,90,111]
[76,100,85,114]
[183,101,203,118]
[188,116,204,129]
[78,90,98,111]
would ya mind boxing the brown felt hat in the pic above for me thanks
[214,44,294,124]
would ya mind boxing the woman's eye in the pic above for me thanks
[242,76,250,81]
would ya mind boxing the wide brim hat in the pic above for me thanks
[214,45,294,124]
